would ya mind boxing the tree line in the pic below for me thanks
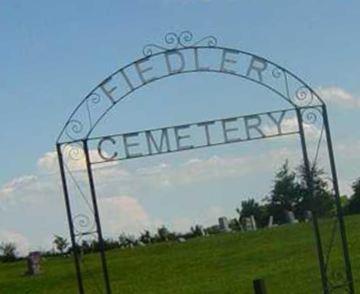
[1,160,360,262]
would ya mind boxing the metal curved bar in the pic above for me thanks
[57,45,324,143]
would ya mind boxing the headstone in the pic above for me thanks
[218,217,230,232]
[250,215,257,231]
[27,251,41,275]
[304,210,312,222]
[267,216,274,228]
[244,217,253,231]
[244,216,257,231]
[136,241,146,247]
[177,237,186,243]
[285,210,298,224]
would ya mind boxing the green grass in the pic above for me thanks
[1,215,360,293]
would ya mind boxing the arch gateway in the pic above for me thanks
[56,32,354,293]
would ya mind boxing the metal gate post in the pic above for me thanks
[57,143,85,294]
[296,108,329,294]
[83,140,112,294]
[322,105,354,293]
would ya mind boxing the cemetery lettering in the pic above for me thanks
[94,109,296,163]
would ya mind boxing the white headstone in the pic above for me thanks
[285,210,298,224]
[218,217,230,232]
[244,217,253,231]
[268,215,274,228]
[250,215,257,230]
[177,237,186,243]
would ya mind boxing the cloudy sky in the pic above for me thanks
[0,1,359,255]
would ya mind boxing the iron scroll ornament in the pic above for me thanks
[57,31,325,144]
[142,31,218,56]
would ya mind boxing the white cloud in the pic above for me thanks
[317,86,360,108]
[132,148,297,188]
[38,147,117,174]
[37,151,58,173]
[0,175,37,198]
[99,196,161,236]
[336,140,360,160]
[0,230,30,257]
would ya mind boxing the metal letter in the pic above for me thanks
[197,120,215,146]
[145,128,171,155]
[222,117,241,143]
[135,57,156,84]
[123,132,143,158]
[246,57,268,82]
[97,136,118,161]
[100,77,117,103]
[121,69,135,91]
[267,111,287,135]
[220,49,239,74]
[174,124,194,150]
[165,50,185,74]
[244,115,265,139]
[194,48,210,71]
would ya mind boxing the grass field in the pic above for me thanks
[1,215,359,294]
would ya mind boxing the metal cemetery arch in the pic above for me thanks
[56,32,354,293]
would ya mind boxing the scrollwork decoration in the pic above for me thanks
[143,31,218,56]
[65,120,84,142]
[62,142,84,164]
[293,85,315,107]
[300,106,323,126]
[86,93,102,129]
[73,214,96,236]
[63,93,107,142]
[271,67,282,79]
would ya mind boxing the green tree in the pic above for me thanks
[346,178,360,214]
[53,235,69,254]
[297,163,334,217]
[0,242,17,262]
[157,226,171,242]
[239,198,261,218]
[267,160,302,223]
[238,198,269,228]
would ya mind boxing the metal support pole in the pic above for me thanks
[253,279,267,294]
[57,143,85,294]
[83,140,112,294]
[322,105,354,293]
[296,108,329,294]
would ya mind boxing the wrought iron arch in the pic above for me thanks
[57,32,324,144]
[56,32,353,294]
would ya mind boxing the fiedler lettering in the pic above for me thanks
[94,47,273,104]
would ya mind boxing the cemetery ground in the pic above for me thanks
[1,215,360,293]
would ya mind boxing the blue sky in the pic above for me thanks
[0,1,360,253]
